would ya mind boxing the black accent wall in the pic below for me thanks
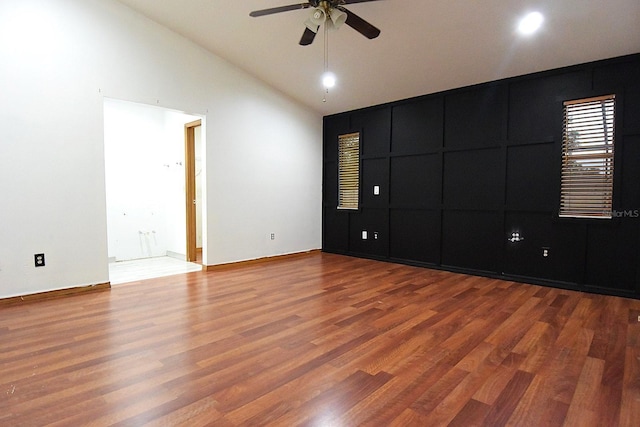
[322,54,640,299]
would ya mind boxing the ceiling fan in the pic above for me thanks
[250,0,382,46]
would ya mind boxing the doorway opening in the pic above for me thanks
[103,98,206,284]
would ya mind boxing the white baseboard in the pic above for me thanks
[166,251,186,261]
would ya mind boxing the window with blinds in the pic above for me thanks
[560,95,615,219]
[338,132,360,210]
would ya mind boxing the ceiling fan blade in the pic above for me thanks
[342,0,384,4]
[250,3,311,17]
[337,6,381,39]
[299,27,318,45]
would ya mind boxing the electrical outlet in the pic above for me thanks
[542,247,550,258]
[270,233,275,240]
[34,253,45,267]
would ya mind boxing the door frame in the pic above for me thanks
[185,119,201,262]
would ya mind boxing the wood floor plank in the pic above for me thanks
[482,369,535,425]
[268,370,393,426]
[472,364,518,406]
[619,346,640,426]
[448,398,491,426]
[1,252,639,425]
[358,362,454,425]
[563,356,605,426]
[222,363,348,425]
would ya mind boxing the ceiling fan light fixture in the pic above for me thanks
[329,9,347,30]
[308,7,327,26]
[322,71,336,89]
[304,18,320,33]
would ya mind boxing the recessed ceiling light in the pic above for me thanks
[518,11,544,35]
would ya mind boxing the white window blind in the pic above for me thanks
[560,95,615,219]
[338,132,360,210]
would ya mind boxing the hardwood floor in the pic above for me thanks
[1,252,639,426]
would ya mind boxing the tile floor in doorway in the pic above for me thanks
[109,256,202,284]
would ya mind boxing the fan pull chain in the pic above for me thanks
[323,22,329,102]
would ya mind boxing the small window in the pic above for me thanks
[560,95,615,219]
[338,132,360,210]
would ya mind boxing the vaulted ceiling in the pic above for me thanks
[115,0,640,115]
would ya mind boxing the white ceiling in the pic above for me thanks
[114,0,640,116]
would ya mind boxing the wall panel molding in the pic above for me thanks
[323,53,640,298]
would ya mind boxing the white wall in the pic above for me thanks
[0,0,322,298]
